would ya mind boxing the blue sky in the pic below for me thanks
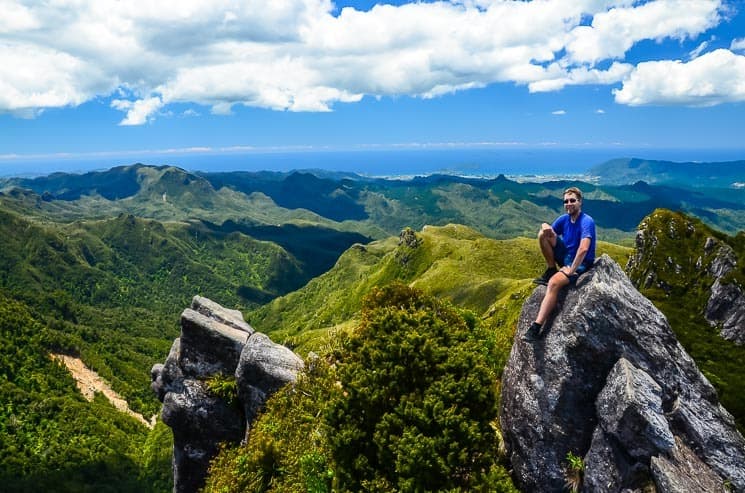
[1,0,745,175]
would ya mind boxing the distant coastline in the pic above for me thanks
[2,147,744,180]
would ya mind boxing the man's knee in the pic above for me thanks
[547,274,569,290]
[538,224,555,241]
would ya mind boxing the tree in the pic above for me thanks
[326,283,512,492]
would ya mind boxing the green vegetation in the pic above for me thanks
[249,223,631,354]
[589,157,745,189]
[564,451,585,493]
[206,374,240,407]
[0,163,740,491]
[205,284,518,493]
[4,163,743,241]
[0,290,171,492]
[203,353,338,493]
[327,284,516,492]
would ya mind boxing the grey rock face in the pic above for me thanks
[236,332,305,424]
[704,240,745,345]
[151,296,304,493]
[651,437,727,493]
[499,255,745,493]
[596,358,675,460]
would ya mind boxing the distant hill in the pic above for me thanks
[3,163,744,241]
[588,157,745,189]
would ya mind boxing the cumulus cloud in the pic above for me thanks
[0,0,736,124]
[111,97,164,125]
[613,49,745,106]
[566,0,722,64]
[732,38,745,51]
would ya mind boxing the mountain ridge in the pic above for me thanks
[589,157,745,189]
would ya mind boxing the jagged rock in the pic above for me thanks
[151,296,304,493]
[651,437,726,493]
[236,332,304,424]
[191,295,254,334]
[161,379,244,493]
[398,227,421,248]
[703,242,745,345]
[628,215,745,345]
[707,280,745,344]
[179,308,249,378]
[596,358,675,460]
[396,227,421,265]
[500,255,745,493]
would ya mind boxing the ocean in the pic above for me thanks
[1,147,744,179]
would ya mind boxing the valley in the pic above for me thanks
[0,161,743,492]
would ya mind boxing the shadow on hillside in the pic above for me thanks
[0,455,171,493]
[205,220,372,295]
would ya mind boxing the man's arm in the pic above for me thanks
[560,237,591,275]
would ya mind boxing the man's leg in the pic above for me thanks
[524,272,570,340]
[533,225,561,285]
[538,223,557,266]
[536,272,570,325]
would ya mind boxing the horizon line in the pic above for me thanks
[4,141,744,163]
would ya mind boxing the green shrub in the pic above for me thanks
[326,283,516,492]
[203,356,337,493]
[206,374,239,407]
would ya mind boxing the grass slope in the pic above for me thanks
[249,224,632,355]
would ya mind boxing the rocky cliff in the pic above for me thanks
[500,255,745,492]
[626,209,745,345]
[151,296,304,493]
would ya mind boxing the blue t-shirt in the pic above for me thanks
[552,212,596,266]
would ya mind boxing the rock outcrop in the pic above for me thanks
[703,238,745,345]
[626,210,745,345]
[500,255,745,492]
[151,296,304,493]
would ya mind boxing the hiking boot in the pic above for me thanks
[522,322,544,341]
[533,267,558,285]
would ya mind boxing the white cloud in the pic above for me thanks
[0,0,737,123]
[689,41,709,59]
[613,49,745,106]
[552,110,567,115]
[566,0,722,64]
[732,38,745,51]
[112,96,164,125]
[596,109,606,114]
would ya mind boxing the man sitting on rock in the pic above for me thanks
[524,186,596,341]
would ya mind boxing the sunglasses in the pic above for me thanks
[563,198,578,204]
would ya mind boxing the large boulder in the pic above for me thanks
[500,255,745,492]
[151,296,304,493]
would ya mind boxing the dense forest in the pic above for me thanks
[0,163,743,491]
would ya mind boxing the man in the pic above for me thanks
[523,186,596,341]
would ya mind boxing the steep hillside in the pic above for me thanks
[0,206,325,418]
[249,224,632,354]
[0,289,172,492]
[626,209,745,430]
